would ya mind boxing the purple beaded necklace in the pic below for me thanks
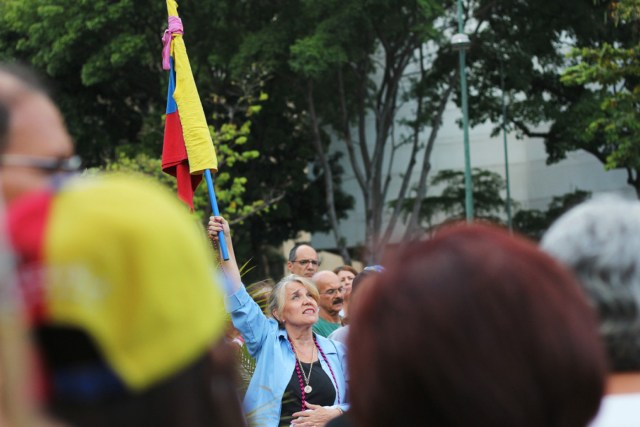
[288,335,341,411]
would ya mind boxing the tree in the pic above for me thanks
[2,0,626,269]
[395,168,516,231]
[560,0,640,196]
[396,168,591,241]
[0,0,352,279]
[0,0,165,164]
[229,0,460,262]
[101,76,268,224]
[464,0,638,198]
[228,0,623,263]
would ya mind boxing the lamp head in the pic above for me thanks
[451,33,471,51]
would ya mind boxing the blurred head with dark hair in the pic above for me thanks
[348,224,606,427]
[350,268,380,296]
[542,195,640,372]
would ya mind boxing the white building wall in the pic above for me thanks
[311,101,634,250]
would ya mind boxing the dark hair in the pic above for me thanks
[45,332,244,427]
[350,269,377,296]
[348,224,606,427]
[288,242,314,263]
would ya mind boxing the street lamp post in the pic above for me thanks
[500,60,513,231]
[452,0,474,221]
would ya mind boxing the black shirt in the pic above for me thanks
[279,361,336,426]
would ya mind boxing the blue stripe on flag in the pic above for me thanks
[165,58,178,115]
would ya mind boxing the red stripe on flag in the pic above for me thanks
[162,111,188,171]
[162,111,201,210]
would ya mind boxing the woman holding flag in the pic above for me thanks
[209,216,348,427]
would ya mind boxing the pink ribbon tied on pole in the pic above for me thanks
[162,16,184,71]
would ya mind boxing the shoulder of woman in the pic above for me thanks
[316,334,346,356]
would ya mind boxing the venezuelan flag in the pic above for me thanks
[162,0,217,209]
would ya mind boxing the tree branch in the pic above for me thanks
[338,67,367,193]
[229,191,287,225]
[402,76,454,240]
[512,119,550,139]
[306,80,352,264]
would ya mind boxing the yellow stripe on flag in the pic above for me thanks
[166,0,218,174]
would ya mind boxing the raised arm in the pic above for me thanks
[208,216,273,356]
[208,216,241,293]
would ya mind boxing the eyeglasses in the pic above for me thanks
[292,259,319,267]
[320,287,344,296]
[0,154,82,173]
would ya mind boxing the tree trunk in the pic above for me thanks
[306,80,352,265]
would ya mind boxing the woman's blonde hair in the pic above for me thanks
[267,274,319,324]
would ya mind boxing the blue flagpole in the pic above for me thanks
[204,169,229,261]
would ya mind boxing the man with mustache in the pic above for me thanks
[312,270,344,337]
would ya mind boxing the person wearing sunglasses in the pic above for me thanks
[0,63,79,205]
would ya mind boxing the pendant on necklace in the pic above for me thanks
[304,385,313,394]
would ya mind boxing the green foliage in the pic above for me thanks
[0,0,164,164]
[395,168,516,230]
[229,0,446,260]
[544,0,640,194]
[0,0,354,279]
[289,33,348,78]
[103,75,270,223]
[609,0,640,24]
[208,72,269,220]
[396,168,591,241]
[454,0,640,197]
[562,16,640,171]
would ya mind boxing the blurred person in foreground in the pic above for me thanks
[332,266,357,321]
[6,173,244,426]
[541,195,640,426]
[209,216,348,427]
[345,224,606,427]
[0,63,78,205]
[0,61,79,425]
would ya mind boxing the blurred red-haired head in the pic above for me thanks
[348,224,606,427]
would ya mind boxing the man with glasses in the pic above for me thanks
[312,270,344,337]
[286,243,320,278]
[0,63,78,204]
